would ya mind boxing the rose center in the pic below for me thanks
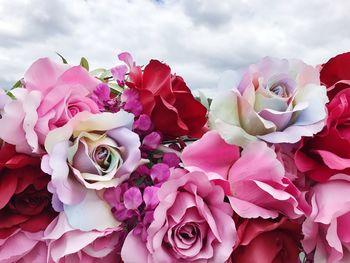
[68,105,80,118]
[93,146,112,170]
[269,84,288,97]
[177,223,199,244]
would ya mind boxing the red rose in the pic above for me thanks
[230,217,302,263]
[0,144,57,239]
[320,52,350,100]
[296,53,350,182]
[126,60,207,138]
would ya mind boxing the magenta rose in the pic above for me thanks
[0,58,100,154]
[121,168,236,263]
[302,174,350,263]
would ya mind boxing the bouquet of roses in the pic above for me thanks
[0,50,349,263]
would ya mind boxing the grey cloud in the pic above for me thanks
[0,0,76,47]
[0,0,350,92]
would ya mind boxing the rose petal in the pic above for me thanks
[182,131,239,179]
[64,190,120,231]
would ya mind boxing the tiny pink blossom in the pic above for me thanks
[123,187,143,210]
[133,114,152,131]
[162,152,180,168]
[111,65,128,82]
[142,132,161,150]
[143,186,159,210]
[124,99,143,116]
[150,163,170,184]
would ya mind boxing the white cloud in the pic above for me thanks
[0,0,350,91]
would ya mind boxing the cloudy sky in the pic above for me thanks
[0,0,349,92]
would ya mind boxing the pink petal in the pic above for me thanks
[182,131,240,179]
[111,65,128,82]
[118,52,134,69]
[314,150,350,170]
[24,58,67,93]
[228,196,278,219]
[121,232,149,262]
[56,66,100,93]
[123,187,142,210]
[143,186,160,210]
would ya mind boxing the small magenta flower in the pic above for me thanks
[123,187,143,210]
[133,114,152,131]
[150,163,170,185]
[162,152,180,168]
[142,132,162,150]
[143,186,160,210]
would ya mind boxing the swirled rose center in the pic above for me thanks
[93,145,111,170]
[68,105,80,118]
[269,84,288,97]
[177,223,199,244]
[266,74,296,99]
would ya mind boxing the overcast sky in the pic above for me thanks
[0,0,350,91]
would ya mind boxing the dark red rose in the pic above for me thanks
[126,60,207,138]
[0,144,57,239]
[320,52,350,100]
[296,53,350,182]
[230,217,302,263]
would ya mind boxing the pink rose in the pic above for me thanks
[302,174,350,263]
[45,213,124,263]
[182,131,310,219]
[0,230,47,263]
[0,58,100,154]
[121,168,236,263]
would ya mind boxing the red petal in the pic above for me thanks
[0,143,16,166]
[128,65,143,88]
[171,75,190,92]
[321,52,350,88]
[174,92,207,138]
[143,60,174,103]
[5,154,39,169]
[138,89,156,116]
[0,172,18,209]
[151,96,188,138]
[0,226,17,239]
[20,212,56,232]
[0,212,28,228]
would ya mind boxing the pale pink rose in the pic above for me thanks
[209,57,328,147]
[45,213,124,263]
[121,168,236,263]
[182,131,310,219]
[0,230,47,263]
[302,174,350,263]
[0,58,100,154]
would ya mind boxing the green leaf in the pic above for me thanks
[109,83,124,94]
[80,57,89,71]
[11,79,22,89]
[6,91,16,99]
[90,68,107,78]
[55,52,68,64]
